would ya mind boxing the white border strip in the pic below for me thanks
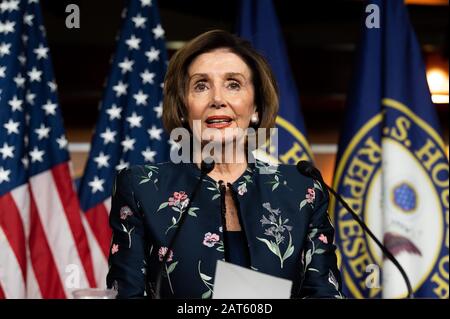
[311,144,338,154]
[69,143,91,152]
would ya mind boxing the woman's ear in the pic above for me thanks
[252,106,259,119]
[250,111,259,125]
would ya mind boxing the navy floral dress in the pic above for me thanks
[106,160,344,299]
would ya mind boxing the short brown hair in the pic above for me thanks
[162,29,279,133]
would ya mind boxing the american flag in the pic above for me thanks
[77,0,170,288]
[0,0,95,298]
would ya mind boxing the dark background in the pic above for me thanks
[39,0,449,146]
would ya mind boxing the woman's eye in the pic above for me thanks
[193,82,208,91]
[227,81,241,90]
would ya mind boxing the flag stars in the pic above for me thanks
[47,80,57,92]
[116,159,129,171]
[39,25,46,37]
[100,128,116,145]
[35,124,51,140]
[126,112,143,128]
[0,2,8,11]
[18,54,26,66]
[88,176,105,194]
[106,104,122,120]
[133,90,148,106]
[94,152,110,169]
[125,34,141,50]
[29,147,44,163]
[23,13,34,26]
[132,14,147,28]
[153,102,163,118]
[121,136,136,152]
[113,81,128,97]
[42,100,57,115]
[118,57,134,74]
[26,91,36,105]
[8,0,19,11]
[0,20,15,34]
[33,44,49,60]
[148,125,163,140]
[8,95,23,112]
[0,166,11,184]
[0,142,14,159]
[0,66,6,78]
[145,47,160,62]
[56,135,68,149]
[28,67,42,82]
[142,147,156,163]
[21,157,29,169]
[0,42,11,56]
[152,24,165,39]
[1,0,20,12]
[14,74,25,88]
[140,69,155,84]
[3,119,19,134]
[120,8,128,19]
[140,0,152,7]
[141,0,152,7]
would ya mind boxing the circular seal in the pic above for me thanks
[331,98,448,298]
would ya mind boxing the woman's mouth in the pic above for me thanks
[205,116,233,129]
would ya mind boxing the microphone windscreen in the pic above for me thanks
[296,160,323,181]
[297,160,313,176]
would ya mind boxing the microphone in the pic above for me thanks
[154,159,215,299]
[296,161,414,299]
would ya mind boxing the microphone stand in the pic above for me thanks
[297,161,414,299]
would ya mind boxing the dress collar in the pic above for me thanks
[186,157,256,192]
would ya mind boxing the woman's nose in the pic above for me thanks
[210,89,226,109]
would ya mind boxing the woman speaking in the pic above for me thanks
[106,30,343,299]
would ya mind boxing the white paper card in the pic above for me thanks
[212,260,293,299]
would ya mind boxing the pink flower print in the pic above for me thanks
[203,232,220,247]
[120,206,133,220]
[237,183,247,196]
[306,188,316,204]
[174,191,188,201]
[168,191,189,208]
[158,246,174,262]
[111,244,119,255]
[168,196,176,206]
[318,233,328,244]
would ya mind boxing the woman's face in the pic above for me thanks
[186,48,256,145]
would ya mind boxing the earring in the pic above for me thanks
[250,113,259,124]
[180,116,185,123]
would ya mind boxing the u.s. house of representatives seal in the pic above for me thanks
[331,98,448,299]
